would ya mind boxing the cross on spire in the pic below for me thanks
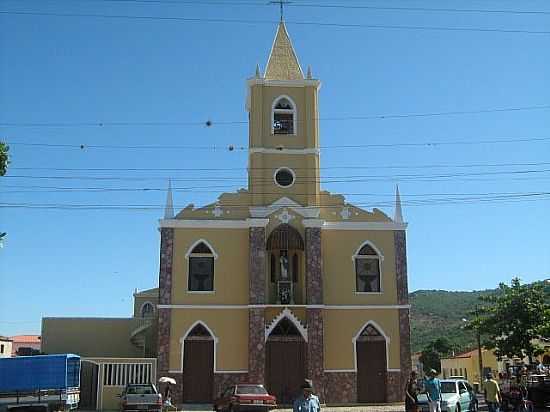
[269,0,291,22]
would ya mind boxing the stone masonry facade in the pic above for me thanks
[157,228,174,374]
[248,308,266,384]
[306,309,325,402]
[305,226,323,305]
[395,230,411,402]
[325,372,357,404]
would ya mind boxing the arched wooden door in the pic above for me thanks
[182,323,214,403]
[356,324,387,403]
[266,318,306,405]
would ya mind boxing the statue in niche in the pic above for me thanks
[279,252,289,280]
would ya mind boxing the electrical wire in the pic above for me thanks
[2,11,550,35]
[3,105,550,128]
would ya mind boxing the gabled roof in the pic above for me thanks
[265,22,304,81]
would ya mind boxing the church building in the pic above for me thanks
[157,21,411,405]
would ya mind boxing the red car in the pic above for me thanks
[214,384,277,412]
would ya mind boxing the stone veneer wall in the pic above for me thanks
[386,371,402,403]
[249,227,266,304]
[304,227,323,305]
[157,228,174,374]
[394,230,411,402]
[324,372,357,404]
[248,308,265,384]
[213,373,249,398]
[306,309,325,402]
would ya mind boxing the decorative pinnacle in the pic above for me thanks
[306,65,312,79]
[394,184,404,223]
[164,179,174,219]
[255,64,261,78]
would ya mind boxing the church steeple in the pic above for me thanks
[265,22,304,81]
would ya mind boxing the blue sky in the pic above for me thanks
[1,0,549,336]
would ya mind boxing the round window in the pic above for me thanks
[274,168,295,187]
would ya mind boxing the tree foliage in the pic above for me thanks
[419,337,456,374]
[0,142,9,176]
[476,278,550,361]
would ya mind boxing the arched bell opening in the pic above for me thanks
[266,224,305,304]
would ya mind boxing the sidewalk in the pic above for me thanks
[175,404,405,412]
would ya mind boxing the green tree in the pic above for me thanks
[420,346,441,374]
[0,142,9,176]
[419,338,455,374]
[476,278,550,362]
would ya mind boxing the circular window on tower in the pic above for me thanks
[274,167,296,188]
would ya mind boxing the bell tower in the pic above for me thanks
[246,22,322,207]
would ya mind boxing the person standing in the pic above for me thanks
[293,379,320,412]
[405,371,419,412]
[424,369,442,412]
[484,373,501,412]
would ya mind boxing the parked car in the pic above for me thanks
[417,379,478,412]
[119,383,162,412]
[214,384,277,412]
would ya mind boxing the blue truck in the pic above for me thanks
[0,354,80,412]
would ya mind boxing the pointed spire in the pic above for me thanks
[306,65,312,79]
[164,179,174,219]
[265,22,304,81]
[394,185,404,223]
[255,63,261,78]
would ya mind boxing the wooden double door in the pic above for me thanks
[183,339,214,403]
[357,339,387,403]
[266,338,306,405]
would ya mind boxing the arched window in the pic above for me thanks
[188,241,215,292]
[140,302,154,318]
[272,96,296,135]
[354,242,382,293]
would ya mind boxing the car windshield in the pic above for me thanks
[127,385,155,395]
[441,382,457,394]
[236,385,267,395]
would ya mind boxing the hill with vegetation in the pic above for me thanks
[409,289,493,353]
[409,281,550,353]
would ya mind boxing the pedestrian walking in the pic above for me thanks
[423,369,442,412]
[405,371,419,412]
[483,373,501,412]
[293,379,320,412]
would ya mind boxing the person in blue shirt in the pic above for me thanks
[423,369,442,412]
[293,379,320,412]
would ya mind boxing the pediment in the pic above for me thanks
[249,197,320,219]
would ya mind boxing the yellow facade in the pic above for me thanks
[441,349,499,384]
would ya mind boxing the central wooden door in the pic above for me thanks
[265,317,306,405]
[357,339,387,403]
[183,325,214,403]
[266,338,306,405]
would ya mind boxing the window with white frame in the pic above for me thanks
[272,96,296,135]
[188,242,215,292]
[354,243,382,293]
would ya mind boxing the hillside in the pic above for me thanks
[409,289,493,353]
[409,281,550,353]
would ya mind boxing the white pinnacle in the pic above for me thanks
[394,184,404,223]
[164,179,174,219]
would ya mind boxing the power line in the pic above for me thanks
[6,136,550,151]
[3,105,550,128]
[1,192,549,210]
[2,11,550,35]
[19,0,550,16]
[10,161,550,172]
[3,168,550,182]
